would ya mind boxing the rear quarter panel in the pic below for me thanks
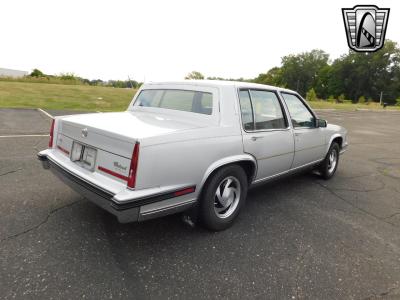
[135,127,244,193]
[134,84,248,195]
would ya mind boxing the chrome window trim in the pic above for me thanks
[132,88,216,116]
[279,91,318,130]
[237,88,291,133]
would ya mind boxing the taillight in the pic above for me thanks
[127,143,140,189]
[49,119,55,148]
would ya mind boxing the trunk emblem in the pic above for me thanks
[81,128,88,138]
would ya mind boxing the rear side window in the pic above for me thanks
[238,90,254,130]
[134,89,213,115]
[239,89,287,130]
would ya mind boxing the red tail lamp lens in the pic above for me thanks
[127,143,140,188]
[49,119,55,148]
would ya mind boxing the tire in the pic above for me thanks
[199,165,248,231]
[319,142,340,180]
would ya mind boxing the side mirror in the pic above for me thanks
[317,119,327,128]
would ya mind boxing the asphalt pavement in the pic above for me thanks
[1,108,400,299]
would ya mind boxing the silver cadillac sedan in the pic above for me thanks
[38,80,348,231]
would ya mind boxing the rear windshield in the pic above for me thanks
[134,89,213,115]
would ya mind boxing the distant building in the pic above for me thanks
[0,68,29,78]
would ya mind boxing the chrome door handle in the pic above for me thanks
[294,132,302,136]
[251,136,263,141]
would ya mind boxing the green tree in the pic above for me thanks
[30,69,45,77]
[328,40,400,104]
[314,64,332,99]
[253,67,282,86]
[279,49,329,96]
[185,71,204,80]
[253,40,400,104]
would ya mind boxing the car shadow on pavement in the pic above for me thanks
[99,172,314,239]
[88,172,331,298]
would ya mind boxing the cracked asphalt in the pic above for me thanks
[1,108,400,299]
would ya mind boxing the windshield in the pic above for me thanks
[134,89,213,115]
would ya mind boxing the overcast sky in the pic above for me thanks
[1,0,399,81]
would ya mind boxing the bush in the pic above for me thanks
[396,98,400,106]
[358,96,366,104]
[327,95,335,103]
[306,88,318,101]
[337,94,345,103]
[59,73,77,81]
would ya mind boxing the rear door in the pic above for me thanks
[239,89,295,181]
[280,92,326,168]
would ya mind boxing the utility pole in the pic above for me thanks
[379,91,383,106]
[128,76,134,89]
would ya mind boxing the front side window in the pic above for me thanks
[281,93,315,128]
[134,89,213,115]
[238,89,286,131]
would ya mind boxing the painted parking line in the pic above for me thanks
[0,134,49,138]
[37,108,54,119]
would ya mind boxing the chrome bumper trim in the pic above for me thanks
[38,153,196,222]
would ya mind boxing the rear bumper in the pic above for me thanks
[38,152,196,223]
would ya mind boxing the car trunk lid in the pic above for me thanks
[57,111,203,158]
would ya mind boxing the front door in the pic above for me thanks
[239,89,295,181]
[280,92,326,168]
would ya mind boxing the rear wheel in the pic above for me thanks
[199,165,248,231]
[319,142,340,180]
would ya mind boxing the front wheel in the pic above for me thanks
[199,165,248,231]
[319,142,340,180]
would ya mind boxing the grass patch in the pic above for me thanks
[308,100,400,110]
[0,81,137,111]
